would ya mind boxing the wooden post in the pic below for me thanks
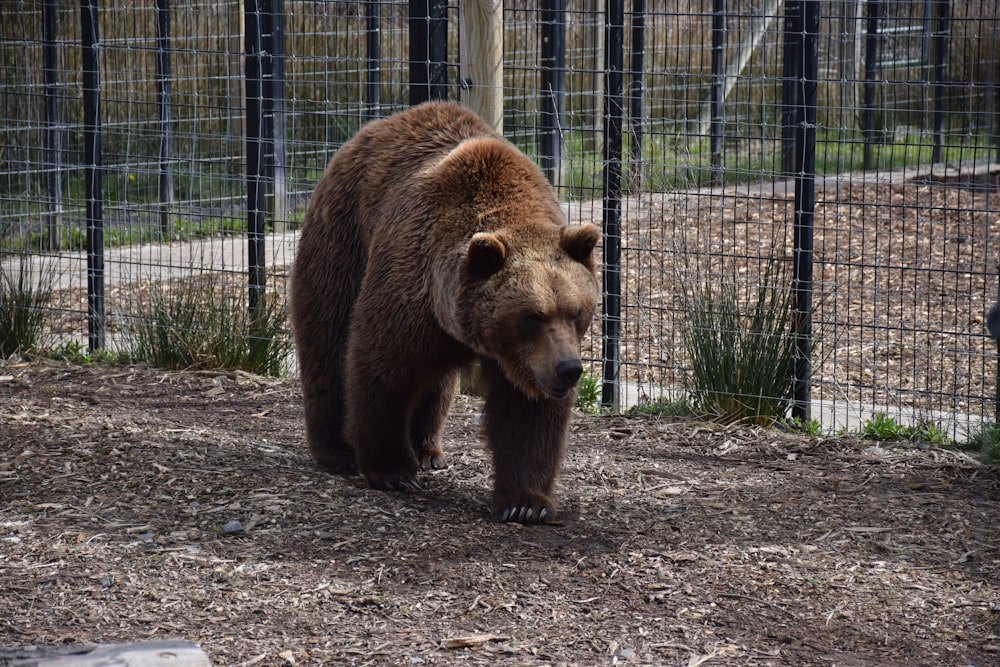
[458,1,502,397]
[459,0,503,132]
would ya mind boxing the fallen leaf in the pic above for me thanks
[442,633,508,649]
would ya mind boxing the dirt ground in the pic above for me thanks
[1,359,998,666]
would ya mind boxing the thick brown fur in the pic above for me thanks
[290,102,600,524]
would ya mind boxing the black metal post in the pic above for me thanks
[791,0,819,422]
[80,0,107,352]
[930,0,949,164]
[245,0,267,315]
[601,0,624,409]
[862,0,880,170]
[709,0,725,186]
[81,0,105,352]
[365,0,382,120]
[155,0,175,238]
[540,0,566,187]
[43,0,62,251]
[265,0,287,231]
[990,21,1000,162]
[627,0,645,189]
[409,0,448,105]
[780,0,801,176]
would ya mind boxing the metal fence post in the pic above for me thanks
[43,0,62,252]
[365,0,382,120]
[601,0,624,409]
[266,0,287,233]
[245,0,267,315]
[155,0,175,239]
[862,0,879,171]
[540,0,566,188]
[930,0,950,164]
[628,0,645,189]
[780,0,800,176]
[709,0,725,186]
[81,0,105,352]
[409,0,448,105]
[791,0,819,422]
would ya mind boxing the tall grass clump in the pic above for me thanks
[959,423,1000,464]
[680,258,803,425]
[0,256,52,357]
[121,276,290,376]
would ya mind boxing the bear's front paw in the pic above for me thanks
[494,504,557,525]
[367,476,422,492]
[417,449,448,471]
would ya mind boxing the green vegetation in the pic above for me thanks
[680,259,802,426]
[627,397,693,419]
[0,257,52,357]
[858,412,950,446]
[47,340,127,365]
[781,416,824,436]
[119,276,290,376]
[557,128,994,201]
[959,423,1000,464]
[1,212,304,254]
[574,371,601,414]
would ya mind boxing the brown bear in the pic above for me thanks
[289,101,600,524]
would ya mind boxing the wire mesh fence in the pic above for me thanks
[1,0,998,438]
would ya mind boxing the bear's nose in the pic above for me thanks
[555,359,584,388]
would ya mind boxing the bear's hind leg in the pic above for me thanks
[303,388,356,473]
[480,358,571,524]
[295,314,357,473]
[409,371,458,471]
[291,204,365,473]
[346,378,422,491]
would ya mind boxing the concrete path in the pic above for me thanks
[2,231,300,293]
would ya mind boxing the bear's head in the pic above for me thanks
[463,222,601,400]
[424,135,601,400]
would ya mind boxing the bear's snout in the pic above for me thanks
[539,359,583,398]
[555,358,584,387]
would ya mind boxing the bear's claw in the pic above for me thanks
[368,477,422,492]
[497,505,554,524]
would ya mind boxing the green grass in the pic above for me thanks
[780,416,824,436]
[859,413,950,446]
[959,423,1000,464]
[0,256,52,357]
[574,371,601,414]
[119,275,291,376]
[679,258,802,426]
[627,397,693,419]
[45,340,128,365]
[1,212,306,254]
[555,128,994,200]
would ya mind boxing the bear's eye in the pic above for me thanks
[573,307,584,322]
[524,313,544,328]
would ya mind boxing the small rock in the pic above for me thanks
[613,647,635,660]
[221,520,244,534]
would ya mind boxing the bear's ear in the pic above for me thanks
[561,223,601,267]
[465,232,507,278]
